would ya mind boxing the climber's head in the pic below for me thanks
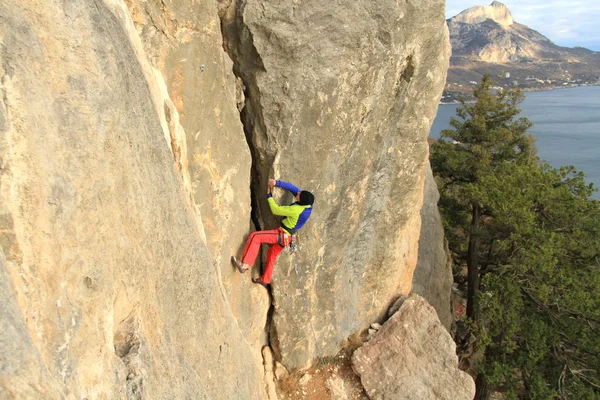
[297,190,315,206]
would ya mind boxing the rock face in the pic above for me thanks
[452,1,514,28]
[221,0,450,371]
[122,0,270,357]
[1,0,453,397]
[0,0,265,398]
[352,294,475,400]
[0,254,63,398]
[412,164,453,330]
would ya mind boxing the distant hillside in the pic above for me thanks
[444,1,600,102]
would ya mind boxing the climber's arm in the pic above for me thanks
[275,180,300,196]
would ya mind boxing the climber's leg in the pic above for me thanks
[261,242,285,284]
[240,229,279,268]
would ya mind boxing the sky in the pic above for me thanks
[446,1,600,51]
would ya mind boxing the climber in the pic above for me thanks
[231,178,314,288]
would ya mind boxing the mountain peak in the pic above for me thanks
[452,2,514,28]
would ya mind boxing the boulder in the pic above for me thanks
[221,0,451,370]
[352,294,475,400]
[0,0,264,397]
[412,163,454,330]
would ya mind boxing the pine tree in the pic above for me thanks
[432,76,600,399]
[431,74,534,320]
[474,162,600,399]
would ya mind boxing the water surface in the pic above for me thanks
[430,86,600,197]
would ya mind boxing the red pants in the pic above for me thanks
[241,228,286,284]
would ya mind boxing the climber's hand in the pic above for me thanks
[268,179,276,188]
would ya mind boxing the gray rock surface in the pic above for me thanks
[0,0,265,397]
[1,0,455,396]
[412,163,453,330]
[0,254,63,398]
[122,0,269,358]
[221,0,451,370]
[352,294,475,400]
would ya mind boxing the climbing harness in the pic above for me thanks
[276,228,291,247]
[292,250,335,396]
[276,228,302,253]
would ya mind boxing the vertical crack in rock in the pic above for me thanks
[114,310,144,400]
[401,55,415,83]
[218,0,275,232]
[239,105,266,232]
[217,0,277,350]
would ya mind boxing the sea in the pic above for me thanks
[430,86,600,199]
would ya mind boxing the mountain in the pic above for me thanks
[444,1,600,101]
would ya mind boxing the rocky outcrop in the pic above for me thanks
[0,0,265,397]
[448,15,550,64]
[412,164,453,330]
[221,0,450,371]
[452,1,514,28]
[352,295,475,400]
[448,1,553,64]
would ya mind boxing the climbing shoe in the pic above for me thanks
[252,277,269,288]
[231,256,248,273]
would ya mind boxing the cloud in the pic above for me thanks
[447,0,600,50]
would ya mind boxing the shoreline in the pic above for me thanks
[440,83,600,104]
[432,86,600,198]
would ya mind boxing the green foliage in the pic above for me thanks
[432,74,534,186]
[482,163,600,398]
[432,74,535,267]
[431,76,600,399]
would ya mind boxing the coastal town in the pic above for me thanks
[442,70,600,103]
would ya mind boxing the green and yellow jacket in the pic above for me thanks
[267,180,313,235]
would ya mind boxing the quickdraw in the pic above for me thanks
[277,227,302,253]
[285,235,302,253]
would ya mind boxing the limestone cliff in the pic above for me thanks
[412,164,453,330]
[0,0,451,397]
[0,0,265,398]
[448,2,551,64]
[121,0,270,366]
[452,1,514,28]
[220,0,450,370]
